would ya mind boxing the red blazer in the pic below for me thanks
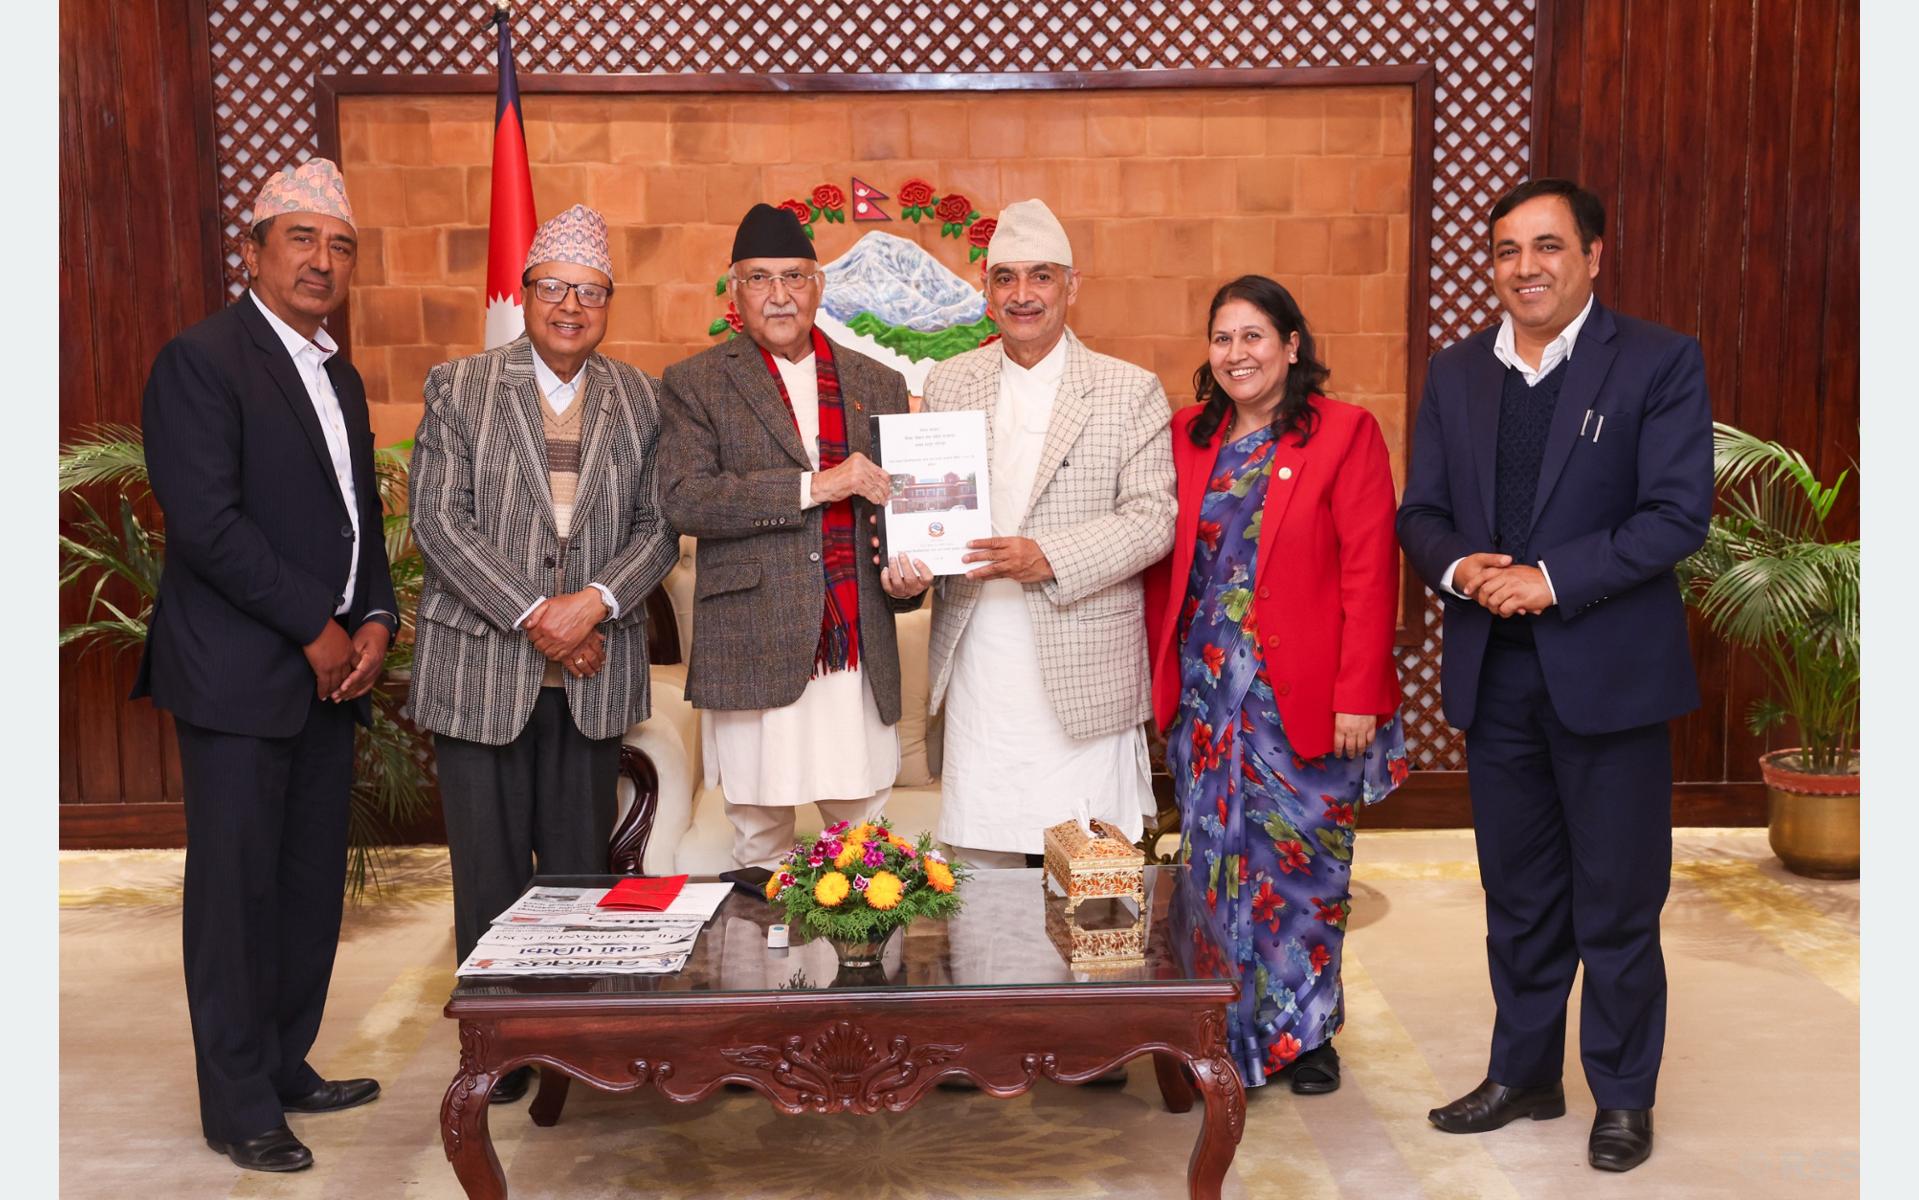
[1145,396,1401,760]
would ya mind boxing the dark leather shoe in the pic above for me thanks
[490,1065,535,1104]
[1428,1077,1566,1132]
[281,1077,381,1113]
[1286,1041,1340,1095]
[1589,1108,1653,1171]
[206,1125,313,1172]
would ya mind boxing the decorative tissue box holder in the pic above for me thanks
[1041,818,1147,962]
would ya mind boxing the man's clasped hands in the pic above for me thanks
[1452,552,1555,617]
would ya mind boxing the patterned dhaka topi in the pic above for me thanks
[249,157,356,229]
[523,204,613,279]
[759,326,859,677]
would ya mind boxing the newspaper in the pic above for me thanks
[458,927,702,977]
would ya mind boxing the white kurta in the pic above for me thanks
[937,340,1155,853]
[703,350,899,808]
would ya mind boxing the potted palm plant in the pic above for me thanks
[1680,423,1859,878]
[59,424,431,895]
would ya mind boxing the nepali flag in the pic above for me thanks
[483,8,537,349]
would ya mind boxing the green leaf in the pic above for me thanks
[969,246,985,262]
[1224,855,1241,899]
[715,274,728,296]
[966,209,979,222]
[1261,810,1304,846]
[706,318,730,336]
[808,203,822,220]
[1243,509,1263,542]
[803,225,815,239]
[1221,586,1253,623]
[1314,826,1353,862]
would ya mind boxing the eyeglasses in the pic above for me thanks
[528,277,612,308]
[733,269,822,294]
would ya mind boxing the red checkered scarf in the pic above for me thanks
[759,327,860,676]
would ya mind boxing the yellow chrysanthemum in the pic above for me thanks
[925,860,955,894]
[888,835,913,851]
[814,871,851,907]
[763,873,782,899]
[850,823,877,844]
[834,840,863,869]
[865,870,904,910]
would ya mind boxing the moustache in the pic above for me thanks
[761,302,800,318]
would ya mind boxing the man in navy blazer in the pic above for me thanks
[1397,178,1712,1173]
[134,159,396,1174]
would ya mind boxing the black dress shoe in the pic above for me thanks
[1286,1041,1340,1095]
[1427,1077,1566,1132]
[281,1077,381,1113]
[206,1125,313,1172]
[1589,1108,1654,1171]
[490,1065,535,1104]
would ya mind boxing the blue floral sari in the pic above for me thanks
[1167,426,1408,1087]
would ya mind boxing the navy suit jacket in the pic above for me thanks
[1396,300,1713,735]
[133,297,397,738]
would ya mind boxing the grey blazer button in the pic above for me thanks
[339,524,352,539]
[809,551,821,562]
[333,594,345,607]
[544,555,556,568]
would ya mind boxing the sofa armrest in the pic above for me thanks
[612,663,700,876]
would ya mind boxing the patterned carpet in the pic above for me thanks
[59,831,1860,1198]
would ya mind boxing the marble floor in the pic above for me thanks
[59,830,1860,1198]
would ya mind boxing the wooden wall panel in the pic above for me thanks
[1543,0,1859,790]
[58,0,215,809]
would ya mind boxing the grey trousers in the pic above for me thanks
[435,687,619,963]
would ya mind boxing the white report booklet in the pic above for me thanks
[871,410,993,575]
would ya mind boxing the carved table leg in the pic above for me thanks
[1183,1053,1246,1200]
[442,1025,508,1200]
[528,1067,571,1127]
[1154,1051,1195,1113]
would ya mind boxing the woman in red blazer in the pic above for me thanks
[1145,275,1408,1095]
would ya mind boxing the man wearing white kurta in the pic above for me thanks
[882,199,1176,867]
[660,204,919,873]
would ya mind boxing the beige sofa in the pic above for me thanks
[615,538,945,875]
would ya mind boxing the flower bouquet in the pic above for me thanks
[766,818,967,970]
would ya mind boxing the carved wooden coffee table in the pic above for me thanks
[441,868,1244,1198]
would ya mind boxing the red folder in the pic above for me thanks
[597,875,688,911]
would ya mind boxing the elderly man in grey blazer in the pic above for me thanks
[883,199,1175,868]
[658,203,920,876]
[408,206,677,1101]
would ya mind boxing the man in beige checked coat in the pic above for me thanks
[408,207,677,1104]
[882,199,1175,866]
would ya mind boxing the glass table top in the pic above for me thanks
[450,867,1234,1001]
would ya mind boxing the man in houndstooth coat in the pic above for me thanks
[883,199,1176,866]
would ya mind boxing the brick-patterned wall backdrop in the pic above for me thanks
[338,85,1414,478]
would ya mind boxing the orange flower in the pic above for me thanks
[834,840,863,869]
[763,873,782,900]
[814,871,851,907]
[925,860,955,894]
[865,870,905,910]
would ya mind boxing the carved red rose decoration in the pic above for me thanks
[965,216,997,262]
[777,196,816,238]
[935,193,980,241]
[706,299,743,338]
[810,183,847,224]
[897,177,936,218]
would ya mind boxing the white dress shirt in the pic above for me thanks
[779,352,827,509]
[1438,295,1595,604]
[938,337,1155,853]
[513,351,618,628]
[248,291,387,624]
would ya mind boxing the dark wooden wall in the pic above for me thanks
[57,0,1860,841]
[1539,0,1859,797]
[58,0,218,845]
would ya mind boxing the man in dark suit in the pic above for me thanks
[135,158,397,1174]
[1397,178,1713,1172]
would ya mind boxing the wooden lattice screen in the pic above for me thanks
[201,0,1546,769]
